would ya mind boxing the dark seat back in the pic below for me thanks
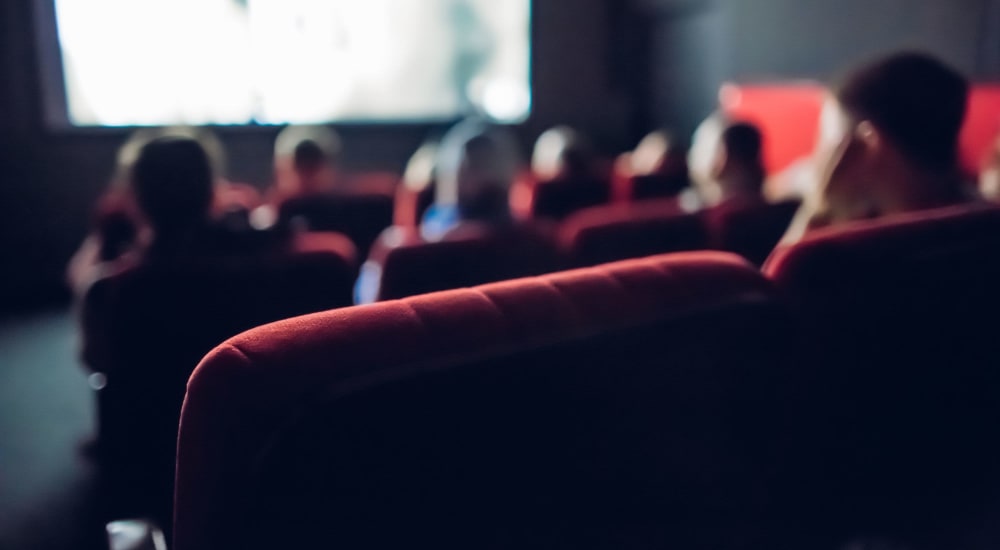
[764,204,1000,539]
[175,252,799,550]
[530,176,611,220]
[279,192,394,255]
[705,199,800,265]
[82,243,356,523]
[559,200,708,267]
[629,173,690,201]
[370,224,560,301]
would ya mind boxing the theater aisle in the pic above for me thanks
[0,309,105,550]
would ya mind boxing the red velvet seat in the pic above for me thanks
[559,199,708,267]
[175,252,799,550]
[363,224,560,302]
[528,176,611,220]
[704,199,800,266]
[278,191,394,256]
[81,233,357,525]
[764,204,1000,538]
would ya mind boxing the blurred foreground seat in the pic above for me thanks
[175,251,799,550]
[764,204,1000,541]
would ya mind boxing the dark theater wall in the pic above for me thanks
[644,0,1000,136]
[0,0,631,311]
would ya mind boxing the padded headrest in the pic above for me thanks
[209,251,766,376]
[175,251,773,547]
[764,203,1000,285]
[180,251,771,448]
[176,251,789,549]
[559,199,708,266]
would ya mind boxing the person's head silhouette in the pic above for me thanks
[131,136,215,239]
[813,51,970,221]
[423,119,520,239]
[273,125,343,195]
[705,121,766,204]
[532,126,592,181]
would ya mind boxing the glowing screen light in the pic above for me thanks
[53,0,531,126]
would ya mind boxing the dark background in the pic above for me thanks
[1,0,999,310]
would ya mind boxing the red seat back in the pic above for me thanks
[369,224,559,301]
[559,200,708,267]
[175,252,798,550]
[764,204,1000,535]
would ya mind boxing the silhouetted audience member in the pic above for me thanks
[784,52,976,243]
[68,136,278,295]
[393,141,439,227]
[69,126,262,285]
[622,130,690,200]
[688,112,730,194]
[250,124,342,230]
[979,133,1000,201]
[68,130,166,292]
[420,119,521,240]
[531,126,593,181]
[272,125,344,200]
[130,137,217,256]
[164,125,263,220]
[518,125,609,220]
[690,121,767,210]
[630,130,687,179]
[354,120,532,303]
[254,124,395,256]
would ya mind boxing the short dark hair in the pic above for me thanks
[721,122,763,166]
[834,51,969,172]
[132,137,214,232]
[293,140,328,173]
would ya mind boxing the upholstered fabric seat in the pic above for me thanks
[361,223,560,302]
[175,252,799,550]
[764,204,1000,539]
[559,200,708,267]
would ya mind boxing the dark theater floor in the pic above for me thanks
[0,309,107,550]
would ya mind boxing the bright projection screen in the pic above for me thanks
[45,0,531,126]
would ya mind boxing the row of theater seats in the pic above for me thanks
[394,171,693,228]
[82,187,798,525]
[277,171,692,263]
[366,197,799,302]
[171,204,1000,549]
